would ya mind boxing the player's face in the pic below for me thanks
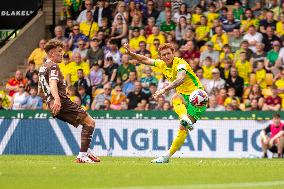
[273,117,281,126]
[52,47,63,63]
[160,48,174,66]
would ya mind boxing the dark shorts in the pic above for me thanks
[269,145,284,153]
[48,98,88,127]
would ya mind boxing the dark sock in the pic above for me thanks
[80,126,94,152]
[278,153,282,158]
[263,152,268,158]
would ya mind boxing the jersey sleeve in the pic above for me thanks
[176,59,190,72]
[153,59,165,69]
[48,64,60,81]
[263,125,271,134]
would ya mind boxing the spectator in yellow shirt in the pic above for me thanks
[224,87,240,106]
[58,53,72,85]
[275,69,284,108]
[195,16,210,47]
[146,26,165,50]
[206,4,219,28]
[276,14,284,38]
[79,10,99,39]
[211,26,229,51]
[28,39,47,70]
[219,44,234,67]
[191,5,203,27]
[62,41,72,59]
[129,27,146,51]
[149,39,160,59]
[255,61,267,89]
[235,51,252,86]
[69,52,90,84]
[240,9,259,33]
[202,56,215,80]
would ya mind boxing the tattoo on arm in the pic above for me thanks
[164,70,186,92]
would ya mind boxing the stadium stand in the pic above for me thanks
[1,0,284,112]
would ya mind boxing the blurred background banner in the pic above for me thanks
[0,112,271,158]
[0,0,43,29]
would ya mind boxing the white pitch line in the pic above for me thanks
[0,119,20,154]
[49,119,73,155]
[83,180,284,189]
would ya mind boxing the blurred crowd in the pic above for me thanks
[2,0,284,112]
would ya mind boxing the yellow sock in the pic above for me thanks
[172,98,188,118]
[169,129,188,156]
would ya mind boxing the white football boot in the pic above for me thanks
[87,149,101,162]
[76,153,96,164]
[151,156,170,163]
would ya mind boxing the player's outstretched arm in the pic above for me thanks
[49,79,61,115]
[164,70,186,92]
[123,43,155,66]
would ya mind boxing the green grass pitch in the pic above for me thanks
[0,156,284,189]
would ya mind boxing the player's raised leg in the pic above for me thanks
[76,114,100,163]
[151,94,194,163]
[172,93,196,130]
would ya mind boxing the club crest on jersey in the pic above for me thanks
[51,70,58,77]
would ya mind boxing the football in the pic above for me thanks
[189,89,208,107]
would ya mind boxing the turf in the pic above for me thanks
[0,156,284,189]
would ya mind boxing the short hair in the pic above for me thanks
[44,39,63,53]
[78,86,86,91]
[248,25,256,29]
[30,86,38,91]
[67,85,76,92]
[73,24,79,28]
[28,60,35,65]
[149,83,157,88]
[272,113,281,119]
[148,17,155,22]
[195,66,203,72]
[54,26,63,32]
[77,68,84,72]
[158,43,175,54]
[205,56,213,61]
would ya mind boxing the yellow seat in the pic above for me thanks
[262,88,272,98]
[265,73,274,86]
[92,88,104,98]
[239,103,246,111]
[249,73,256,85]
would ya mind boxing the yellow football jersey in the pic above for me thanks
[153,57,203,95]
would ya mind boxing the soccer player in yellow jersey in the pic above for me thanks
[124,43,208,163]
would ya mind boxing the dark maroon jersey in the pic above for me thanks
[38,59,68,102]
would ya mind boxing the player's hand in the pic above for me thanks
[153,89,166,100]
[123,43,131,54]
[52,98,61,115]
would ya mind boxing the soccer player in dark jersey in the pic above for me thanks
[38,40,99,163]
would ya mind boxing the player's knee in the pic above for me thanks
[84,117,96,128]
[88,119,96,128]
[261,138,268,145]
[172,93,181,101]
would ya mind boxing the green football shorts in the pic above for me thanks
[181,93,207,120]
